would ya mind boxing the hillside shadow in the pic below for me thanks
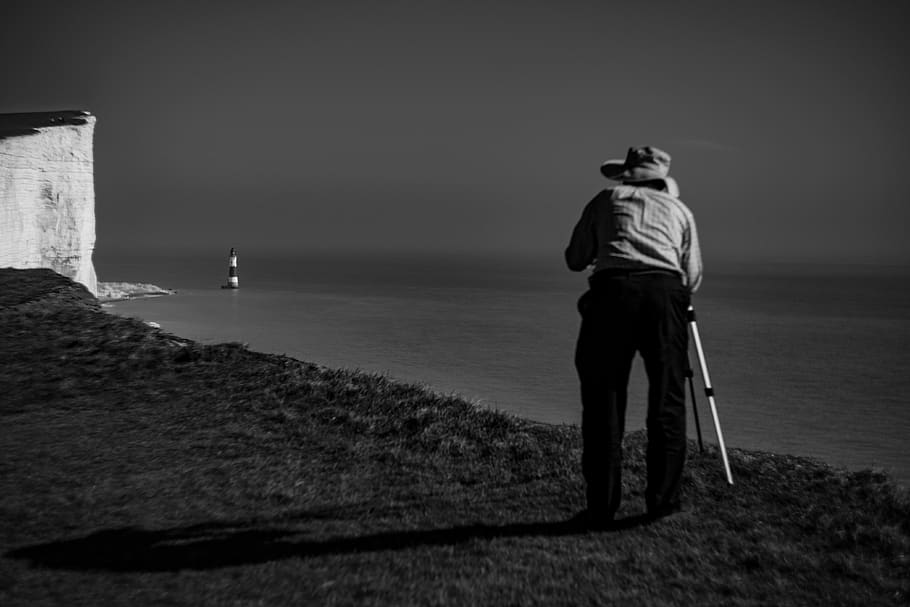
[6,511,651,572]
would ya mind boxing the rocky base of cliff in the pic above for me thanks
[96,281,175,303]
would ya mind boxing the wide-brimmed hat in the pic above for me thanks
[601,146,671,182]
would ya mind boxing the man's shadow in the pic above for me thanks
[6,508,652,572]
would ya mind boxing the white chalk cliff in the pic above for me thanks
[0,111,98,294]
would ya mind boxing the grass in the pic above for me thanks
[1,268,908,606]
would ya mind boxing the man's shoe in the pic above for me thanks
[569,509,615,531]
[646,503,682,522]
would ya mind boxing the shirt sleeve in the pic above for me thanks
[682,214,703,292]
[565,192,604,272]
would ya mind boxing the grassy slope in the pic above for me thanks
[0,268,907,606]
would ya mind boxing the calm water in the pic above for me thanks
[100,252,910,486]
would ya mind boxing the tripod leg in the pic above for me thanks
[686,360,704,452]
[687,306,734,485]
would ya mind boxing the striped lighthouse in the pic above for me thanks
[224,247,239,289]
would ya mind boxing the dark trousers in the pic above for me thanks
[574,271,690,518]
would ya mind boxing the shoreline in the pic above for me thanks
[2,268,908,605]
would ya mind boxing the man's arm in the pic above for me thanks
[565,192,603,272]
[682,215,703,292]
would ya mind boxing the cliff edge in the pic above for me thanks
[1,267,908,606]
[0,111,98,294]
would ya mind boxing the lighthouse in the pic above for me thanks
[223,247,239,289]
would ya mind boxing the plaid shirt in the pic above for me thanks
[565,185,703,292]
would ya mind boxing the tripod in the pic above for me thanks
[686,305,734,485]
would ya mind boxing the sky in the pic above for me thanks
[3,0,910,265]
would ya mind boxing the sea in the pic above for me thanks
[98,251,910,486]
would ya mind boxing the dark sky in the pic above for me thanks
[4,0,909,263]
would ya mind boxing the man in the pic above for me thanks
[565,146,702,527]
